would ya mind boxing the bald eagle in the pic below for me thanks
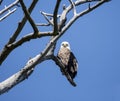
[57,41,78,79]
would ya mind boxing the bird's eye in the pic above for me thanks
[66,44,68,46]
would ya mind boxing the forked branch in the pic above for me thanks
[19,0,39,33]
[0,0,110,95]
[0,0,38,65]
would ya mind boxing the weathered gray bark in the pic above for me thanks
[0,0,110,95]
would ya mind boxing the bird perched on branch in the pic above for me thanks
[57,41,78,79]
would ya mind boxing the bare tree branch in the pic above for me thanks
[0,0,3,5]
[0,0,38,65]
[77,0,109,17]
[68,0,77,15]
[0,0,110,95]
[0,8,17,22]
[0,37,56,95]
[61,0,102,18]
[40,11,53,17]
[0,0,19,15]
[0,67,34,95]
[58,5,67,32]
[40,11,61,27]
[19,0,39,33]
[60,0,110,34]
[7,0,38,45]
[0,30,74,94]
[7,31,53,49]
[40,11,54,26]
[53,0,61,34]
[36,23,50,26]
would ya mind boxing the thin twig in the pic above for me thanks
[62,0,102,18]
[40,11,54,26]
[77,0,108,17]
[36,23,50,26]
[40,12,53,17]
[40,11,61,27]
[0,8,17,22]
[0,0,19,15]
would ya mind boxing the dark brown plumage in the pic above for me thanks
[57,41,78,79]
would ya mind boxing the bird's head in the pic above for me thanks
[60,41,71,50]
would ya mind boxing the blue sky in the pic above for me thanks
[0,0,120,101]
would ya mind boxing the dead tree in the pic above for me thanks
[0,0,110,95]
